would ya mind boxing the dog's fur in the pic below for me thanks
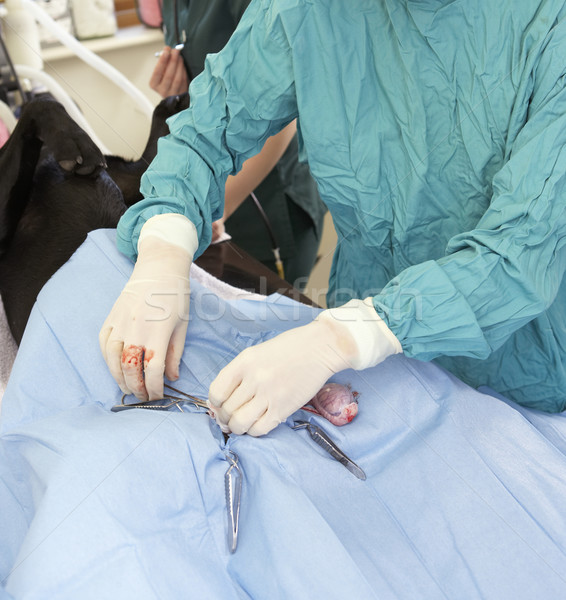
[0,93,190,344]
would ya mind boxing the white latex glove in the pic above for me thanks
[99,214,198,400]
[208,298,403,436]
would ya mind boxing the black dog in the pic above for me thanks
[0,93,190,345]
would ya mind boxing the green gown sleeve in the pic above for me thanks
[374,35,566,361]
[116,0,297,261]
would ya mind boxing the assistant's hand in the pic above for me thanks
[99,214,198,400]
[149,47,189,98]
[208,299,403,436]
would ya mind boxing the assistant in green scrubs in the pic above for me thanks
[121,0,566,413]
[160,0,327,288]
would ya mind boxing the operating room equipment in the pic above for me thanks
[0,0,42,71]
[1,0,107,149]
[250,191,284,280]
[0,25,30,112]
[110,383,209,413]
[292,420,366,481]
[0,32,22,141]
[0,0,156,155]
[224,450,242,554]
[2,0,154,121]
[111,396,187,413]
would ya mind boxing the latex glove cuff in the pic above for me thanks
[316,298,402,371]
[138,213,199,259]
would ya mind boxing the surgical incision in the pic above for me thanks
[304,383,359,426]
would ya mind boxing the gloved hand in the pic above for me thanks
[99,213,198,400]
[208,298,403,436]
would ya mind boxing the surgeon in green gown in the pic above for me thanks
[148,0,326,290]
[100,0,566,436]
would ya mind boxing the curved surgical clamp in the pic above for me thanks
[292,420,366,480]
[110,384,209,413]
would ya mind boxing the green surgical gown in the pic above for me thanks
[118,0,566,412]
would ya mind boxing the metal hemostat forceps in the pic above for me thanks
[110,384,244,553]
[224,450,242,554]
[292,420,367,481]
[110,384,209,413]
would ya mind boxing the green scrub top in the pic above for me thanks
[161,0,326,268]
[121,0,566,413]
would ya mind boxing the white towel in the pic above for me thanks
[189,263,266,303]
